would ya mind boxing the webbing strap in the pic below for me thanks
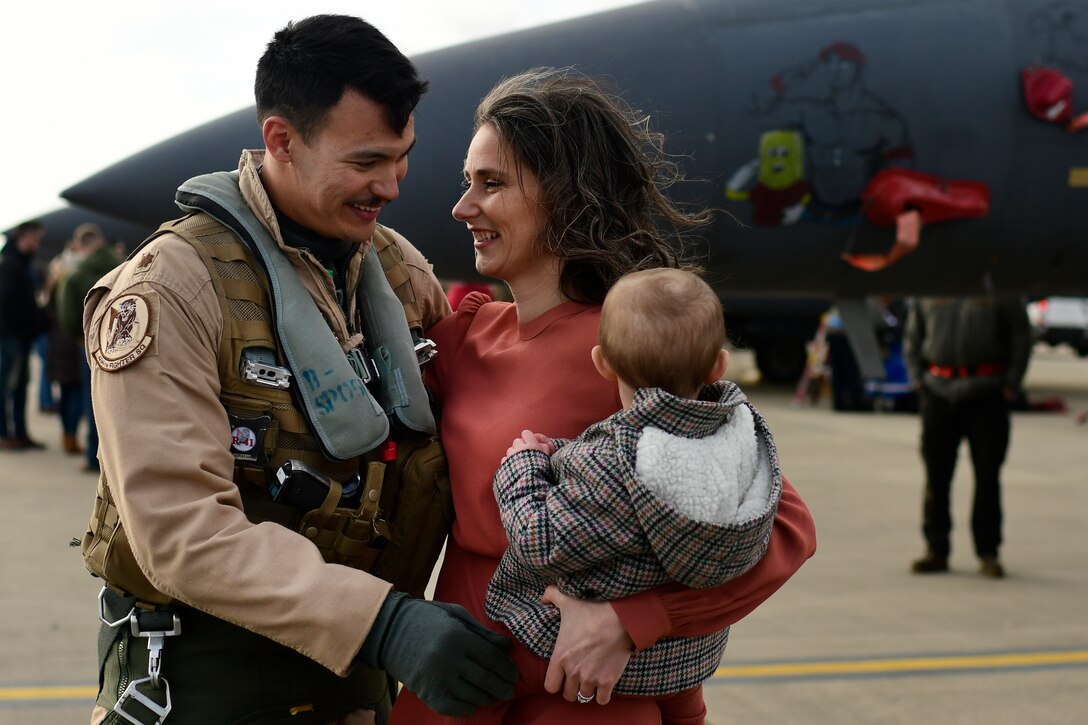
[372,231,423,331]
[361,461,385,523]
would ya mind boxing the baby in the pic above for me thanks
[487,267,783,720]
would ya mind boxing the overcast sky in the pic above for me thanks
[1,0,647,234]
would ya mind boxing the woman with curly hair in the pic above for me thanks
[390,68,816,724]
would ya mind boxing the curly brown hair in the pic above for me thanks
[473,68,710,304]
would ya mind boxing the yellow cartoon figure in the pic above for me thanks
[726,129,811,226]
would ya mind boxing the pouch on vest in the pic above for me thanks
[366,434,453,598]
[83,481,172,606]
[289,433,452,598]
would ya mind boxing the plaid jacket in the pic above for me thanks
[486,381,782,696]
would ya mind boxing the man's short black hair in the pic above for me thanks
[255,15,428,141]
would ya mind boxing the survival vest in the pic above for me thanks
[82,176,452,603]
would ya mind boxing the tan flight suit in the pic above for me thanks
[86,150,451,723]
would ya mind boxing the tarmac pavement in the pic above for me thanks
[1,346,1085,724]
[701,345,1088,725]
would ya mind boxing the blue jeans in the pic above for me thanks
[58,382,84,436]
[80,352,99,469]
[0,336,32,440]
[35,333,54,410]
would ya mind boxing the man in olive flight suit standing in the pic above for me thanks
[904,296,1031,580]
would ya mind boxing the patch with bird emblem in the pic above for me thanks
[94,292,157,372]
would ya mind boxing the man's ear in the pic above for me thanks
[262,116,296,162]
[591,345,618,382]
[705,348,729,383]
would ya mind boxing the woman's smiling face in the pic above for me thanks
[452,124,551,288]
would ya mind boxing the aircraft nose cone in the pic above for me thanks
[63,106,261,228]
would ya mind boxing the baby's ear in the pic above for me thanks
[591,345,618,382]
[705,348,729,383]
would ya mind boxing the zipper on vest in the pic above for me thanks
[325,267,343,312]
[116,637,129,700]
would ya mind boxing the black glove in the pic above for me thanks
[358,592,518,717]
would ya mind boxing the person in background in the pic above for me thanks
[489,267,787,723]
[390,68,816,724]
[34,236,64,417]
[904,296,1032,578]
[41,234,89,455]
[56,223,122,472]
[0,220,48,450]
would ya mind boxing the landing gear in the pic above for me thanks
[754,340,807,383]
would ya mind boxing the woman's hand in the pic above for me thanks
[541,585,634,705]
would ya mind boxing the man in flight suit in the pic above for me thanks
[83,16,516,724]
[904,296,1031,579]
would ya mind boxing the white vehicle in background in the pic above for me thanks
[1027,297,1088,357]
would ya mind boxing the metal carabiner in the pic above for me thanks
[129,610,181,688]
[113,676,171,725]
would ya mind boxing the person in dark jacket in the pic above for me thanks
[42,237,87,454]
[56,223,122,471]
[904,296,1032,578]
[0,220,47,449]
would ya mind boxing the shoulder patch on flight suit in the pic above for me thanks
[93,292,157,372]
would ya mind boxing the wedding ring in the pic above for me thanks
[576,691,594,704]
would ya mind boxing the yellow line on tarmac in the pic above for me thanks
[4,650,1088,702]
[0,685,98,702]
[713,649,1088,680]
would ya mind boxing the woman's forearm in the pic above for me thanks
[610,477,816,648]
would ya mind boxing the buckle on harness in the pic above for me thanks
[114,676,172,725]
[130,609,182,688]
[98,586,132,628]
[347,347,380,386]
[241,358,292,390]
[414,336,438,366]
[240,347,291,390]
[98,586,179,723]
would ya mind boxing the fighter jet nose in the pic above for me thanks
[63,106,261,228]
